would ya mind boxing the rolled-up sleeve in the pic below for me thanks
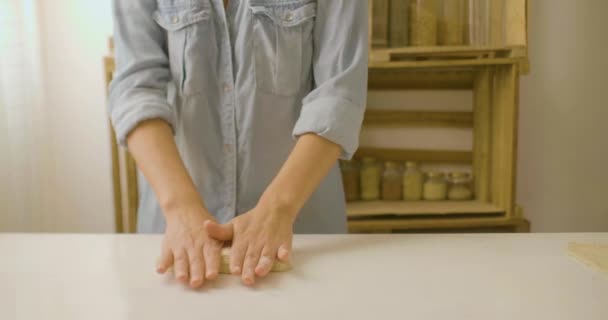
[108,0,175,146]
[292,0,368,160]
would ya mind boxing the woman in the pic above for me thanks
[109,0,368,288]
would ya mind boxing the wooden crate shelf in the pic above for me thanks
[347,201,504,218]
[358,0,529,233]
[363,110,473,128]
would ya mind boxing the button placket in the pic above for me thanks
[217,0,238,219]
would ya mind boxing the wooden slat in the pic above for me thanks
[505,0,527,46]
[472,68,492,202]
[347,201,504,218]
[368,70,474,90]
[363,110,473,128]
[369,57,521,70]
[104,55,123,234]
[125,154,139,233]
[354,147,473,164]
[490,65,517,217]
[348,216,529,233]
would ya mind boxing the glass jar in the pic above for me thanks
[382,161,402,201]
[423,172,447,201]
[360,157,381,201]
[339,160,360,202]
[409,0,438,46]
[402,161,423,201]
[447,172,473,200]
[438,0,465,45]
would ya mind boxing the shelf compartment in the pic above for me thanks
[363,110,473,128]
[355,147,472,164]
[347,200,504,218]
[368,69,474,90]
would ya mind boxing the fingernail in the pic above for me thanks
[278,247,289,259]
[231,266,241,274]
[243,277,254,286]
[206,271,217,279]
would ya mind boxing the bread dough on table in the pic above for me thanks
[219,247,292,274]
[568,242,608,274]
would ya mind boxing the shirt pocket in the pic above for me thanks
[153,0,211,96]
[250,1,316,97]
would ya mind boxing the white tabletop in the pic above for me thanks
[1,233,607,320]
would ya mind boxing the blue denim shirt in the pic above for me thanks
[109,0,368,233]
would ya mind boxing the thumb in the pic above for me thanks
[204,220,234,241]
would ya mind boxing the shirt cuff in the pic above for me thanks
[110,95,176,147]
[292,96,364,160]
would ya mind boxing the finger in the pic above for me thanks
[255,246,276,278]
[205,220,234,241]
[242,245,262,286]
[229,243,247,275]
[203,242,221,280]
[188,247,205,288]
[277,239,292,262]
[156,246,173,274]
[173,250,189,284]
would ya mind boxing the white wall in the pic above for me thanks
[517,0,608,232]
[38,0,115,232]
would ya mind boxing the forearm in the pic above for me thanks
[126,119,207,216]
[259,134,342,218]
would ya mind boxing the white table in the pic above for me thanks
[1,233,607,320]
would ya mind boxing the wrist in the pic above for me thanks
[257,190,301,221]
[160,192,211,220]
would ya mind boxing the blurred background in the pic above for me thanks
[0,0,607,233]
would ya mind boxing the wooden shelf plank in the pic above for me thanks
[363,110,473,128]
[355,147,472,164]
[369,57,522,70]
[370,46,518,62]
[347,201,504,218]
[347,216,529,233]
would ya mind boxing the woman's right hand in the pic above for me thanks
[156,204,223,289]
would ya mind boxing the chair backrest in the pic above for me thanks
[104,38,139,233]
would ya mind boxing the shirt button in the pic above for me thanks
[224,144,233,153]
[284,12,294,22]
[171,16,179,24]
[223,83,232,92]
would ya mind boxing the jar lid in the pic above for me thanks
[405,161,418,168]
[450,172,471,179]
[361,157,376,163]
[385,161,399,168]
[426,171,445,178]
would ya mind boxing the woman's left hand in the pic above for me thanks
[204,203,296,286]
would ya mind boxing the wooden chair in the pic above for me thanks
[104,38,139,233]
